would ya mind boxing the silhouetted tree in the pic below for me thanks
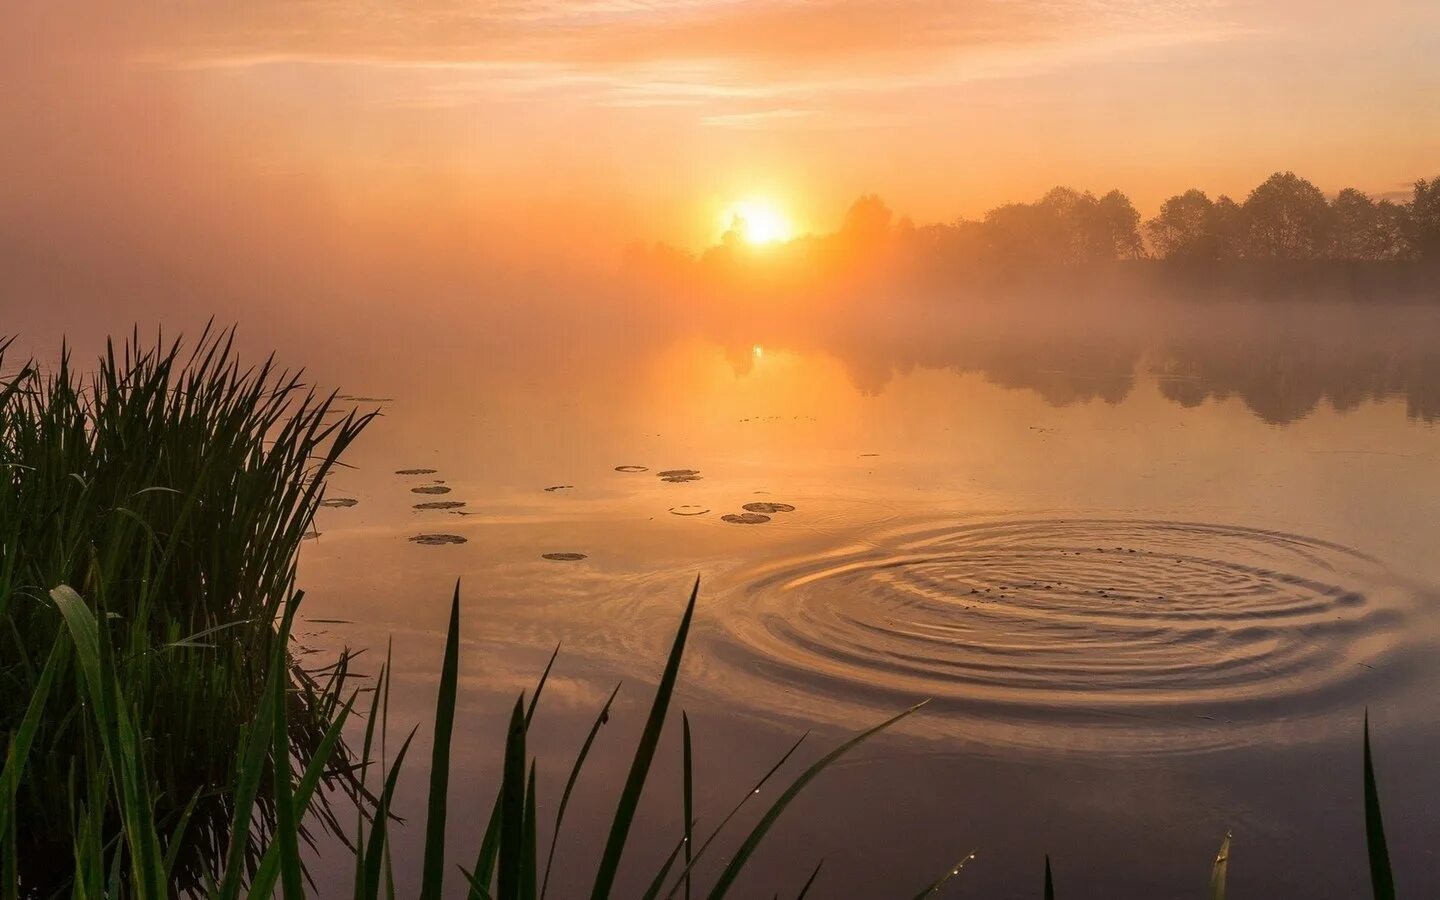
[1146,190,1222,260]
[1211,195,1248,258]
[1243,172,1331,259]
[981,187,1143,268]
[841,194,894,239]
[1406,177,1440,261]
[1098,190,1146,260]
[1330,188,1410,260]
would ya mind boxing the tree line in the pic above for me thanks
[908,172,1440,267]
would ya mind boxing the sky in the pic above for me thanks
[2,0,1438,296]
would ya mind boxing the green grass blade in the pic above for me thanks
[588,577,699,900]
[161,792,201,883]
[498,697,529,900]
[910,852,976,899]
[541,683,621,900]
[272,598,305,899]
[420,583,463,900]
[708,700,928,900]
[794,860,824,900]
[52,585,167,898]
[640,832,691,900]
[1363,713,1395,900]
[250,693,359,896]
[475,642,567,898]
[522,764,538,900]
[354,660,391,900]
[682,713,694,900]
[361,729,418,900]
[662,733,810,900]
[468,801,503,900]
[0,633,67,834]
[458,866,495,900]
[525,646,560,729]
[1208,832,1231,900]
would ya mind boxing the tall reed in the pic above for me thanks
[0,329,371,893]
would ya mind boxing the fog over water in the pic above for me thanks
[9,1,1440,895]
[12,280,1440,897]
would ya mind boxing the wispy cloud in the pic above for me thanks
[701,107,821,128]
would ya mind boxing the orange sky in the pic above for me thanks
[3,1,1438,276]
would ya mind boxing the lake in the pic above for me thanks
[18,291,1440,897]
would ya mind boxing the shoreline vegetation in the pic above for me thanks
[624,172,1440,301]
[0,332,1408,898]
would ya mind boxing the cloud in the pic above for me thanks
[104,0,1230,77]
[701,107,822,128]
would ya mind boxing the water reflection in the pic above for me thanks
[704,517,1413,754]
[711,299,1440,424]
[15,292,1440,895]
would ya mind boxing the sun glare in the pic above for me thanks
[724,199,794,245]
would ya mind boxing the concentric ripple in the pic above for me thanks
[705,519,1411,752]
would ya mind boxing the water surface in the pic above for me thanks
[20,295,1440,897]
[277,296,1440,897]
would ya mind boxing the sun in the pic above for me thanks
[723,199,794,245]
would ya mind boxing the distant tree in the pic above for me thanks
[1329,188,1376,258]
[1146,190,1220,260]
[982,200,1057,269]
[1406,177,1440,260]
[1098,190,1146,259]
[1211,195,1248,258]
[1038,187,1103,265]
[980,187,1141,268]
[1330,188,1411,260]
[1243,172,1331,259]
[1375,200,1415,260]
[840,194,894,240]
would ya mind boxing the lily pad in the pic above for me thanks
[668,505,710,516]
[614,465,649,473]
[742,502,795,514]
[411,485,452,495]
[541,552,587,561]
[661,474,702,483]
[721,512,771,525]
[657,469,700,478]
[320,497,359,508]
[410,533,467,546]
[395,468,439,475]
[544,485,574,492]
[414,501,466,510]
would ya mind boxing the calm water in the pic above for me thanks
[17,294,1440,896]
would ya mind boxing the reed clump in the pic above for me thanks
[0,330,371,894]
